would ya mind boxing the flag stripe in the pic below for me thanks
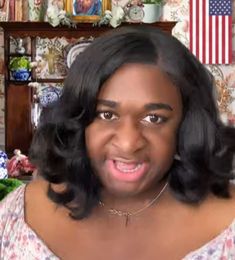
[215,16,219,64]
[210,11,213,63]
[225,15,228,64]
[196,0,199,59]
[202,0,206,63]
[222,16,225,64]
[205,1,209,64]
[189,0,193,54]
[189,0,232,64]
[229,15,232,63]
[212,12,216,63]
[199,0,203,62]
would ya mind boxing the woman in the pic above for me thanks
[1,26,235,259]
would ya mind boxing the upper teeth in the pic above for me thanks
[115,161,142,173]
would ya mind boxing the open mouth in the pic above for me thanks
[114,161,142,173]
[106,159,149,182]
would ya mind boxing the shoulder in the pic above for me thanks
[0,185,25,228]
[200,183,235,231]
[0,184,25,216]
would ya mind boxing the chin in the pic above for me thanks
[102,180,148,198]
[105,188,140,198]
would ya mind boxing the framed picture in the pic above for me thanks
[65,0,111,22]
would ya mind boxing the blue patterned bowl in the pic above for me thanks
[39,86,62,107]
[11,69,31,81]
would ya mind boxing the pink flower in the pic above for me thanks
[226,238,233,248]
[34,0,42,6]
[182,20,189,32]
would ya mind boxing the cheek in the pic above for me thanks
[85,125,97,158]
[148,128,177,164]
[85,123,112,159]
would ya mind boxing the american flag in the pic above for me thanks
[189,0,232,64]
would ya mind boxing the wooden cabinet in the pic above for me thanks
[0,21,176,156]
[6,84,33,154]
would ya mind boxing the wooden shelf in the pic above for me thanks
[9,53,31,57]
[0,21,177,38]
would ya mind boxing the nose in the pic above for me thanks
[112,119,146,155]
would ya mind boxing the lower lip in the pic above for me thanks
[106,160,149,183]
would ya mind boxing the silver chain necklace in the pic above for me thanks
[99,182,168,226]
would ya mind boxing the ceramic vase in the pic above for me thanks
[28,0,47,21]
[11,69,31,81]
[142,3,162,23]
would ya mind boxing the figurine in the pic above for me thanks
[7,149,36,177]
[15,38,26,55]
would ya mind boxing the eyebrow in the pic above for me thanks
[97,99,173,111]
[145,103,173,111]
[97,99,117,108]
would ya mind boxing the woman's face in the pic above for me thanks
[85,63,182,197]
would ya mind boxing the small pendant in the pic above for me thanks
[125,214,130,227]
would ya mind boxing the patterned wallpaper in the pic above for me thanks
[0,0,234,150]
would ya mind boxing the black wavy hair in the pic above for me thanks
[29,26,235,219]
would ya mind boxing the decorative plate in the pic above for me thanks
[65,38,94,68]
[39,86,62,107]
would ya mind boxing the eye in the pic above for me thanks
[97,111,118,121]
[142,114,166,124]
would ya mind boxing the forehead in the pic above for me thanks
[98,63,182,109]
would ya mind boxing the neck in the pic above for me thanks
[100,181,168,213]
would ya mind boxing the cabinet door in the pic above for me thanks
[6,85,33,155]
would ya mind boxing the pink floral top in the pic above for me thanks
[0,186,235,260]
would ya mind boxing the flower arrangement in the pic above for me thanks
[46,5,76,28]
[9,56,31,81]
[94,7,125,28]
[9,56,31,71]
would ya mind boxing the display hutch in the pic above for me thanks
[0,21,176,156]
